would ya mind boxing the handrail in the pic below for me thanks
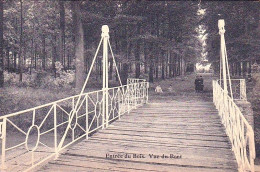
[217,79,247,101]
[127,78,146,85]
[213,80,255,172]
[0,81,149,172]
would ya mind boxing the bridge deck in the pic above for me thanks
[39,99,237,172]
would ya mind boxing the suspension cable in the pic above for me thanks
[108,39,122,86]
[224,41,233,100]
[58,37,103,149]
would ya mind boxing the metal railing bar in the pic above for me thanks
[6,142,26,151]
[38,141,52,150]
[6,119,27,135]
[88,115,98,130]
[88,125,103,134]
[87,95,96,106]
[1,80,149,172]
[39,121,68,136]
[39,106,54,128]
[213,80,255,171]
[76,124,86,132]
[55,104,70,116]
[75,96,87,113]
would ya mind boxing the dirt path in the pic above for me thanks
[149,73,216,102]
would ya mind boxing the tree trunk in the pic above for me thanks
[144,40,148,74]
[99,57,102,79]
[126,25,132,73]
[248,61,251,75]
[72,1,85,91]
[161,51,165,79]
[14,51,17,72]
[0,0,3,87]
[109,58,113,80]
[238,61,241,76]
[52,35,57,78]
[155,55,159,79]
[135,23,141,78]
[242,61,247,77]
[149,62,154,83]
[149,43,154,83]
[234,61,237,76]
[18,0,23,82]
[121,63,128,85]
[67,49,70,69]
[59,0,65,66]
[30,39,33,74]
[169,51,173,77]
[7,47,10,72]
[34,44,37,70]
[173,53,176,77]
[165,51,168,78]
[127,42,132,73]
[42,35,46,70]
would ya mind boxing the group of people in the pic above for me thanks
[154,75,204,93]
[194,75,204,92]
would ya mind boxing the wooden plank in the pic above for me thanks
[113,121,226,132]
[116,118,223,125]
[107,125,227,136]
[37,100,237,172]
[98,128,228,142]
[45,155,236,172]
[71,139,234,159]
[104,127,228,137]
[62,148,237,169]
[90,132,231,148]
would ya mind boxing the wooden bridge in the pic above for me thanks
[0,22,256,172]
[39,98,238,172]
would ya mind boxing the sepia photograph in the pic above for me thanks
[0,0,259,171]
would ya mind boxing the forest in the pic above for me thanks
[0,0,260,166]
[0,1,259,90]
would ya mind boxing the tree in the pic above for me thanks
[0,0,3,87]
[201,1,259,76]
[72,1,85,91]
[59,0,65,66]
[18,0,23,82]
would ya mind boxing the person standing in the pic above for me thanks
[198,76,204,92]
[194,76,200,92]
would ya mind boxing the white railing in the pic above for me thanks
[213,80,255,172]
[218,79,247,101]
[0,81,149,172]
[127,78,146,85]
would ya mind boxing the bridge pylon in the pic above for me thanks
[58,25,122,150]
[218,19,233,99]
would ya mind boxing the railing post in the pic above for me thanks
[85,95,89,139]
[240,79,247,101]
[112,88,115,119]
[134,83,137,108]
[127,85,130,114]
[1,117,7,170]
[53,103,59,159]
[248,129,255,172]
[146,82,149,104]
[118,88,121,120]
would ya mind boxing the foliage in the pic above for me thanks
[3,61,75,89]
[201,1,260,63]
